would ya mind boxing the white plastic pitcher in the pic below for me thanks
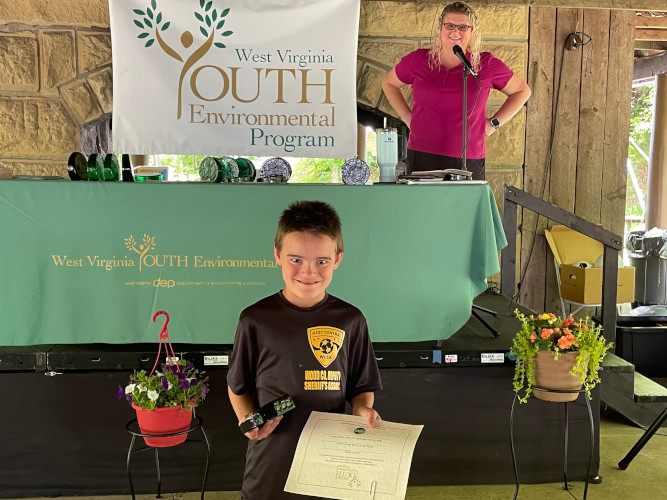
[376,127,407,183]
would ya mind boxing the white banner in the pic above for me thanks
[109,0,360,158]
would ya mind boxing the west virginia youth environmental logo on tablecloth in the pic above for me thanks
[110,0,361,157]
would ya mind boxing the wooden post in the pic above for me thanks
[645,73,667,229]
[357,124,367,160]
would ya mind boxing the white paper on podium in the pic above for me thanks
[284,411,423,500]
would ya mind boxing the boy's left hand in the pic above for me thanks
[354,406,381,428]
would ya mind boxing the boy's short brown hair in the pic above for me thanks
[274,200,344,254]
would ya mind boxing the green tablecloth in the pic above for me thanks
[0,181,506,345]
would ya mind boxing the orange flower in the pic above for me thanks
[558,335,573,349]
[530,332,537,343]
[561,317,575,327]
[562,327,572,335]
[541,328,552,339]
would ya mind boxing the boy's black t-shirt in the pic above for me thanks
[227,292,382,500]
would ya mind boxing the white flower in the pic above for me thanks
[125,383,136,394]
[147,390,159,401]
[137,384,147,392]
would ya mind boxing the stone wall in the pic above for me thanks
[0,0,526,187]
[0,0,111,177]
[358,1,529,193]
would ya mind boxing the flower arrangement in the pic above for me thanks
[117,359,210,411]
[510,310,613,403]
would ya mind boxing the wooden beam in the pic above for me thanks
[635,15,667,29]
[601,10,635,237]
[634,51,667,80]
[636,28,667,41]
[381,1,667,12]
[575,9,609,225]
[635,41,667,50]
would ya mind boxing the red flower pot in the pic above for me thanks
[132,402,193,447]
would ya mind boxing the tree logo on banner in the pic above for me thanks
[125,233,156,271]
[131,0,234,119]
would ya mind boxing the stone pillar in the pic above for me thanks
[646,73,667,229]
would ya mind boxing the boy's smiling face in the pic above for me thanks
[274,231,343,308]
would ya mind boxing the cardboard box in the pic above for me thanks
[545,225,635,304]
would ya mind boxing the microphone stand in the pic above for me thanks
[443,61,473,181]
[460,58,497,338]
[461,64,469,172]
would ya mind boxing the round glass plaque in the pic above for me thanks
[341,157,370,185]
[261,157,291,181]
[87,154,104,181]
[67,152,87,180]
[235,157,256,181]
[199,156,222,182]
[218,156,240,181]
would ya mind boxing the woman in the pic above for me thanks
[382,1,531,180]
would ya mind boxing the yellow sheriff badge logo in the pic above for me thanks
[308,327,345,368]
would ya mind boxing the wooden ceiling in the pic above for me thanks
[635,11,667,56]
[634,11,667,81]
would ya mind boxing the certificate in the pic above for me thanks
[284,411,423,500]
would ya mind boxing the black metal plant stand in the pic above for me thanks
[618,406,667,470]
[509,388,594,500]
[125,414,210,499]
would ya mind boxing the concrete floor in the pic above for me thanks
[7,407,665,500]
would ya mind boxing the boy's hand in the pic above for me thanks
[354,406,381,428]
[243,415,283,440]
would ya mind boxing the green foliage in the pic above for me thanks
[291,157,344,183]
[626,83,654,219]
[510,310,613,403]
[118,359,210,411]
[159,154,205,179]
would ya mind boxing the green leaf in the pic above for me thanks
[145,39,155,48]
[133,9,145,16]
[205,1,212,12]
[216,20,225,29]
[214,42,225,48]
[220,8,230,17]
[147,8,153,19]
[212,10,217,22]
[138,32,150,39]
[156,12,162,24]
[206,14,211,27]
[144,17,152,28]
[222,30,233,37]
[200,26,208,37]
[195,12,204,22]
[151,0,157,10]
[200,0,205,8]
[133,19,144,28]
[161,21,170,31]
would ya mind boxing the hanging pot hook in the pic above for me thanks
[152,310,170,340]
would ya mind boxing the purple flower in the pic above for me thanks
[117,385,125,400]
[178,379,191,389]
[161,377,170,391]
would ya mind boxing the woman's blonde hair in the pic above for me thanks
[428,2,481,72]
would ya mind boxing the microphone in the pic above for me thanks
[453,45,477,78]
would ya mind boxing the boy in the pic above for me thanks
[227,200,382,500]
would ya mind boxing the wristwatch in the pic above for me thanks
[489,117,501,129]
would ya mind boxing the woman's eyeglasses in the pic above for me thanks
[442,22,472,32]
